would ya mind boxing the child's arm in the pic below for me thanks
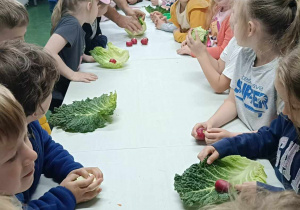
[44,34,98,83]
[82,54,95,63]
[198,115,283,163]
[206,16,233,59]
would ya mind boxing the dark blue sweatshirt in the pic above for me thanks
[213,114,300,193]
[16,121,83,209]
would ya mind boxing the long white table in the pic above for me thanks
[32,2,283,209]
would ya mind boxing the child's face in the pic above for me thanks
[0,131,37,195]
[97,3,109,17]
[35,94,52,121]
[88,0,100,24]
[275,77,300,127]
[0,26,27,43]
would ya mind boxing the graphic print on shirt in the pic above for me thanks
[275,137,300,193]
[234,75,268,117]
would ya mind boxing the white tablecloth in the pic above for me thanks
[32,2,283,209]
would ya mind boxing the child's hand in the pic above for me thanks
[197,146,219,164]
[127,0,138,5]
[60,173,102,203]
[204,128,234,145]
[181,40,187,47]
[80,167,104,180]
[154,17,166,29]
[186,30,207,58]
[235,181,257,192]
[177,45,192,55]
[151,0,159,6]
[150,11,163,22]
[191,122,212,140]
[70,72,98,83]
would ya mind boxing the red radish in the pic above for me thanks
[215,180,230,193]
[141,37,148,45]
[109,59,117,64]
[131,38,137,44]
[126,41,133,47]
[196,127,206,140]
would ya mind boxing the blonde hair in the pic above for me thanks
[51,0,94,34]
[0,84,27,145]
[235,0,300,54]
[0,0,29,29]
[277,44,300,130]
[201,189,300,210]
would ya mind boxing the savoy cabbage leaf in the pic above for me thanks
[174,155,267,207]
[49,92,117,133]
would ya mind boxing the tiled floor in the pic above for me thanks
[25,0,52,46]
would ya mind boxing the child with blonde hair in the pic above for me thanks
[0,40,103,209]
[152,0,210,43]
[198,44,300,194]
[45,0,101,110]
[178,0,233,59]
[0,85,37,209]
[192,0,300,144]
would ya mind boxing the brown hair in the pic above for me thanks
[0,85,27,145]
[51,0,94,34]
[235,0,300,54]
[0,0,29,29]
[0,40,59,117]
[201,188,300,210]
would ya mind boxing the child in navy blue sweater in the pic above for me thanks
[0,40,104,209]
[198,45,300,194]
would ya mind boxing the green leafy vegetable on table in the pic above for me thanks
[145,5,169,14]
[49,92,117,133]
[125,17,147,36]
[191,26,208,44]
[174,155,267,207]
[90,42,129,69]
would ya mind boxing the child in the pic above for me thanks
[0,40,104,209]
[192,0,300,144]
[152,0,210,43]
[0,85,37,209]
[45,0,100,110]
[198,44,300,194]
[177,0,233,59]
[0,0,52,134]
[82,0,110,55]
[187,36,242,93]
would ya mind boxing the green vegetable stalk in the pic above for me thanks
[90,43,129,69]
[49,92,117,133]
[174,155,267,207]
[144,5,169,14]
[191,26,208,44]
[125,17,147,36]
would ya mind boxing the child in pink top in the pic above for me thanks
[177,0,233,59]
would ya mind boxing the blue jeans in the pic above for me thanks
[49,1,57,14]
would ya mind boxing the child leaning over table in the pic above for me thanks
[198,45,300,194]
[191,0,300,144]
[151,0,210,43]
[0,0,52,135]
[0,40,104,210]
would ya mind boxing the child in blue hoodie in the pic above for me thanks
[0,40,104,209]
[198,45,300,194]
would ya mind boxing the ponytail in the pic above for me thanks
[51,0,64,34]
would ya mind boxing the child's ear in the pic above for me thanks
[247,20,256,37]
[87,1,92,11]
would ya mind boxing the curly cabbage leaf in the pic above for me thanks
[90,43,129,69]
[191,26,208,44]
[125,17,147,36]
[145,5,169,14]
[174,155,267,207]
[49,92,117,133]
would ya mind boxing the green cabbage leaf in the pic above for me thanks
[174,155,267,207]
[145,5,169,14]
[125,17,147,36]
[49,92,117,133]
[90,43,129,69]
[191,26,208,44]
